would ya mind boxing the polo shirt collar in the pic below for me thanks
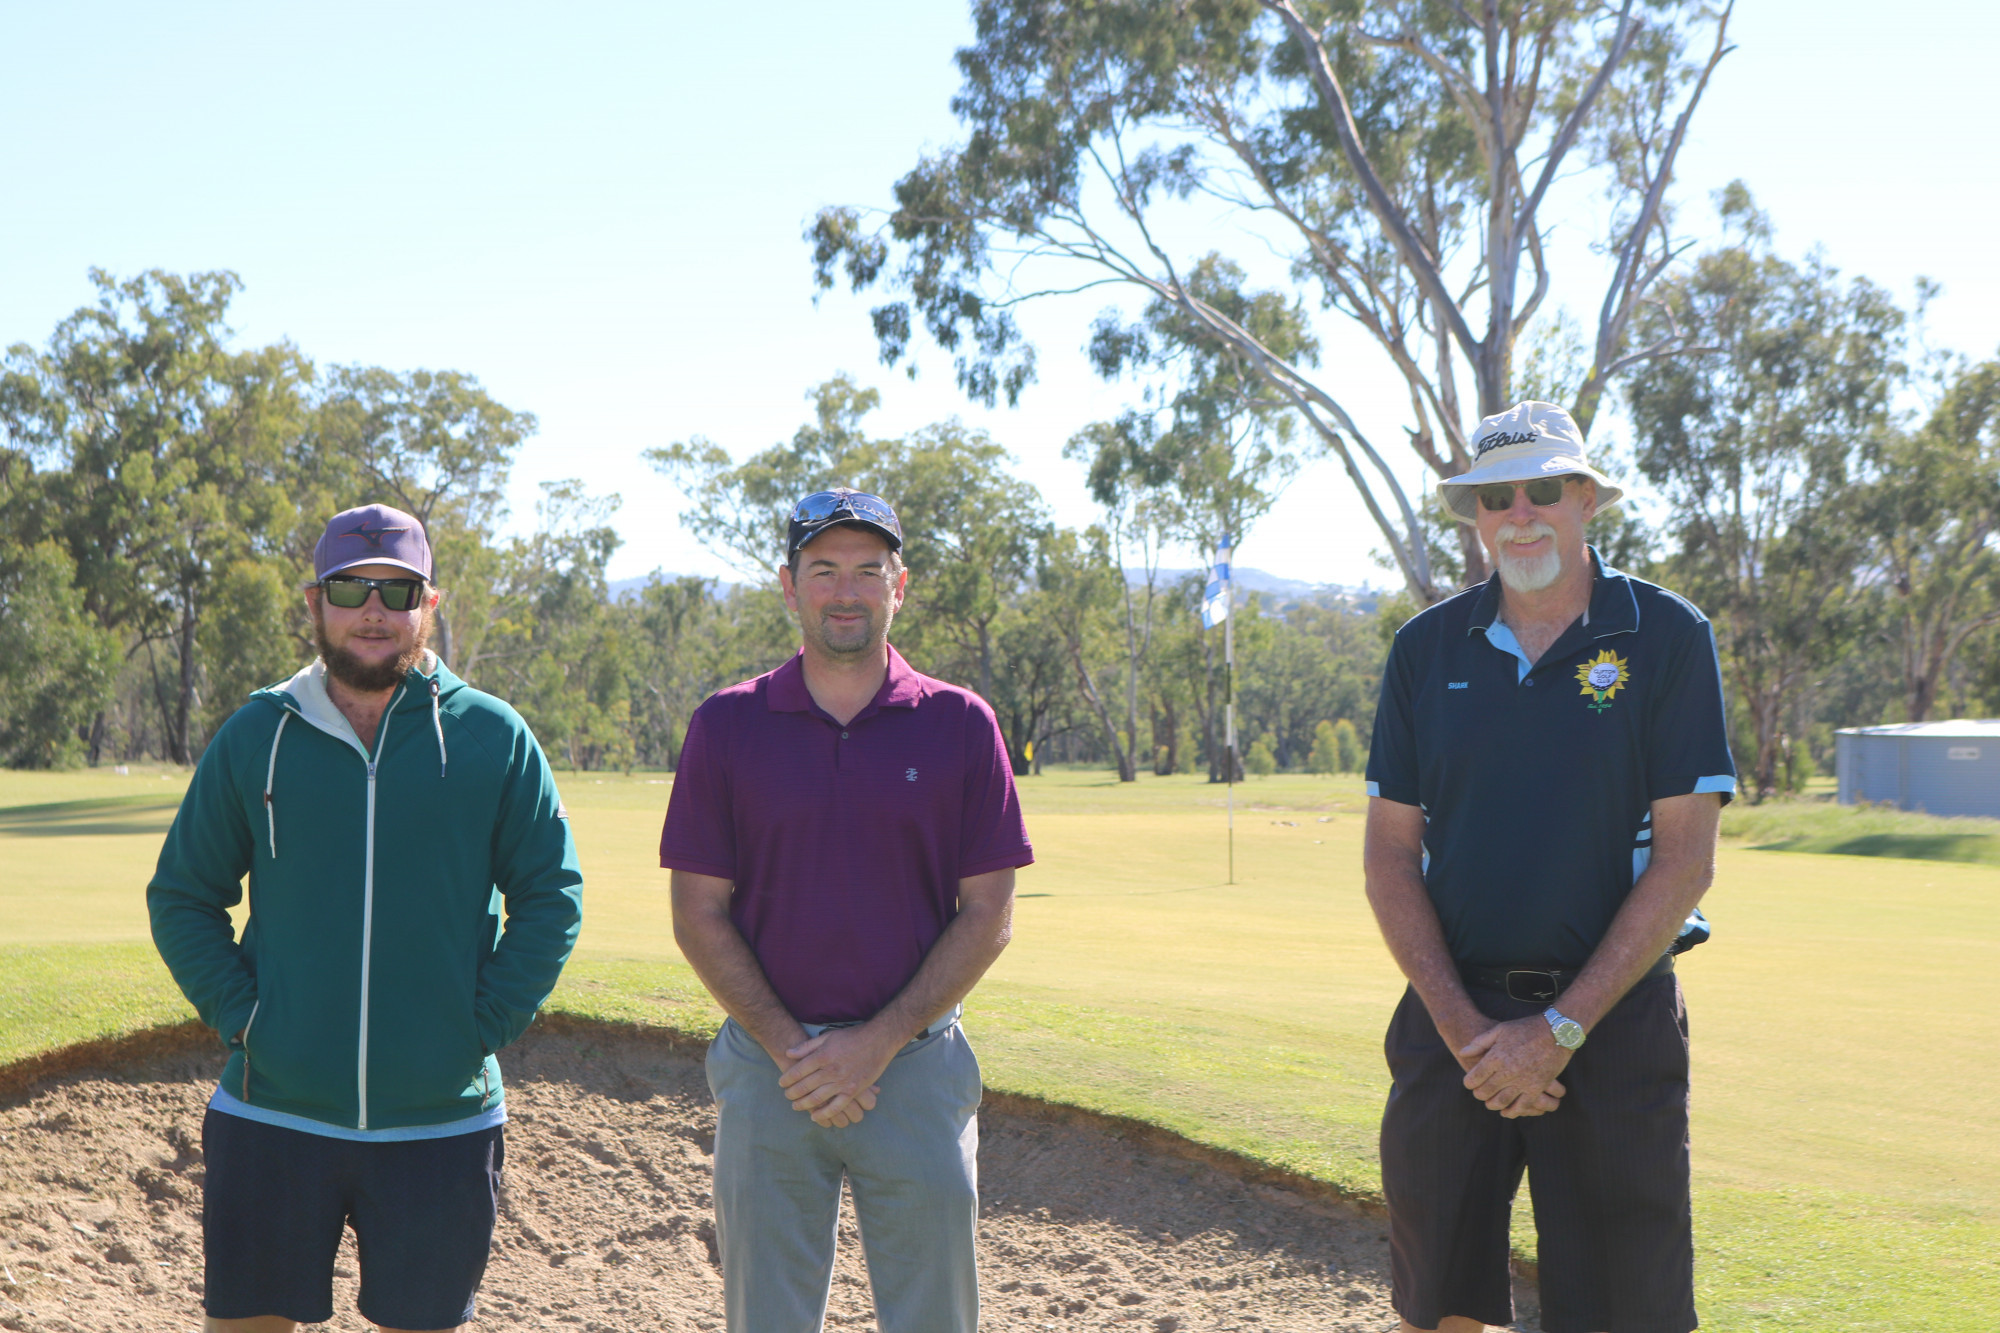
[1466,546,1640,641]
[765,644,926,721]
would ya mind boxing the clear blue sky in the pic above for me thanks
[1,2,1993,588]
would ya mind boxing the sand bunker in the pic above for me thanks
[0,1023,1542,1331]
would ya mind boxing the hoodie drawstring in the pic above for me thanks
[264,713,290,858]
[430,677,447,778]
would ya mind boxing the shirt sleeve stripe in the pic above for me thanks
[1364,780,1381,797]
[1692,775,1736,795]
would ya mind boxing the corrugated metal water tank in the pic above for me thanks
[1835,720,2000,817]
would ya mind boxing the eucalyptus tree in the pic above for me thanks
[1624,205,1904,799]
[477,480,634,770]
[623,574,798,768]
[1064,417,1173,780]
[647,376,1046,700]
[1036,525,1142,780]
[646,376,883,576]
[810,0,1734,600]
[0,541,120,767]
[0,269,311,762]
[987,578,1084,771]
[1856,357,2000,722]
[1068,256,1312,777]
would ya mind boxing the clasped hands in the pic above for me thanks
[1455,1015,1572,1118]
[775,1023,903,1129]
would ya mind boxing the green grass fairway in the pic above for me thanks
[1723,794,2000,866]
[1,764,1994,1327]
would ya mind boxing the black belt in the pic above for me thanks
[1459,953,1674,1004]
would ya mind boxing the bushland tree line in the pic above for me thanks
[0,272,1380,779]
[1,244,1994,802]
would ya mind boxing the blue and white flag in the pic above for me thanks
[1200,535,1233,628]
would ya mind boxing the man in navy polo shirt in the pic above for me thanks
[1364,402,1735,1333]
[659,488,1032,1333]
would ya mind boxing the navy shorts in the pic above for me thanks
[1379,973,1696,1333]
[201,1108,504,1329]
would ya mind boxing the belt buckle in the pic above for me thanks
[1504,969,1561,1003]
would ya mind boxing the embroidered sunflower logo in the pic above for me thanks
[1575,650,1630,713]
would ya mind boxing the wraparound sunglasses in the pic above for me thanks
[318,574,425,611]
[790,489,901,529]
[1475,476,1572,511]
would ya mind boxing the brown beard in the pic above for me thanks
[312,600,434,693]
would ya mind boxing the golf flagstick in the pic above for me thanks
[1202,534,1236,885]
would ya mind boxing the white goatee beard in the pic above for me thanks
[1494,520,1563,592]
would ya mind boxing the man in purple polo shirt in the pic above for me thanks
[659,488,1032,1333]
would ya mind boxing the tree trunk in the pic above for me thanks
[145,641,177,764]
[1121,670,1139,785]
[1909,666,1940,725]
[1068,642,1135,782]
[1748,678,1783,803]
[977,620,994,702]
[1457,523,1489,590]
[1153,697,1178,775]
[174,583,200,765]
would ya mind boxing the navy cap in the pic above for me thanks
[786,489,904,561]
[313,503,433,581]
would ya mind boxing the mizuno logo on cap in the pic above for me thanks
[340,522,412,549]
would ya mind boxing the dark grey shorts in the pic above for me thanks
[1379,973,1696,1333]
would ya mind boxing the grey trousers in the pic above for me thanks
[704,1017,982,1333]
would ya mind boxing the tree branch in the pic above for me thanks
[1592,3,1736,385]
[1265,0,1482,365]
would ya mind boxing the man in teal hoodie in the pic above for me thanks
[149,503,584,1333]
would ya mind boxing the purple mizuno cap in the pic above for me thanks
[313,503,433,581]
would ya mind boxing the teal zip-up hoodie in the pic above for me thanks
[147,655,584,1132]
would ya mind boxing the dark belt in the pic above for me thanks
[1459,952,1673,1003]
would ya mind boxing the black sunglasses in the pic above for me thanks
[1475,476,1572,512]
[318,574,426,612]
[790,489,900,528]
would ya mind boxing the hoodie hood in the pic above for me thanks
[250,652,465,859]
[255,652,467,745]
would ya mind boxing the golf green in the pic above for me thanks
[1,764,1992,1327]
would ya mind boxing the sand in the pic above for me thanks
[0,1023,1543,1331]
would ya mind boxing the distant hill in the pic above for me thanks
[606,567,1384,613]
[606,573,741,601]
[1143,566,1384,613]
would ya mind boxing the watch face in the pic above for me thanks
[1545,1008,1586,1049]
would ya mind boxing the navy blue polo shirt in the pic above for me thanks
[1365,549,1735,969]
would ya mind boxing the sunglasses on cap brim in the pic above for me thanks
[1475,476,1574,512]
[789,490,900,531]
[317,574,426,611]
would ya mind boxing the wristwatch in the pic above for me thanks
[1543,1006,1586,1050]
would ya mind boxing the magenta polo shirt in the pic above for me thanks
[658,645,1033,1024]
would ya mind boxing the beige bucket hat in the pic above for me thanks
[1439,401,1624,523]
